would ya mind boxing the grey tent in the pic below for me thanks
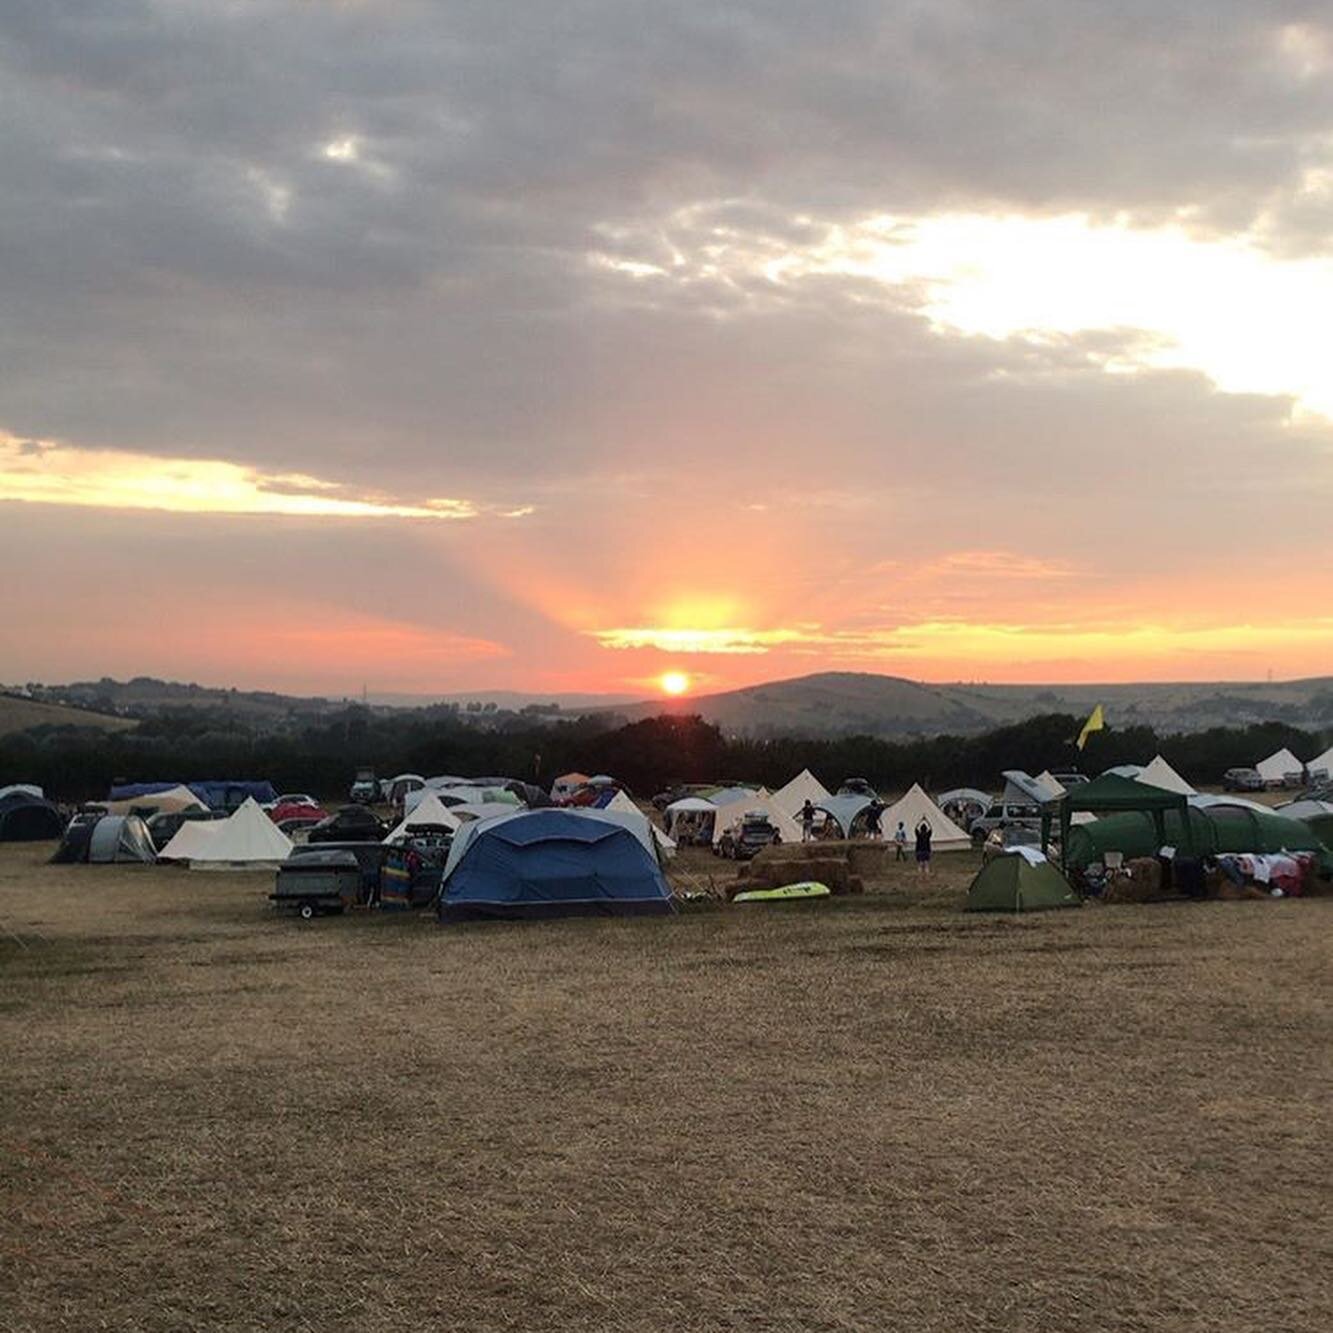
[51,815,156,864]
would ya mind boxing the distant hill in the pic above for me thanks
[13,671,1333,742]
[0,694,137,738]
[368,689,639,709]
[613,673,993,737]
[37,677,634,720]
[611,672,1333,738]
[46,676,335,723]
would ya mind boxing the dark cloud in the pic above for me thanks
[2,1,1332,686]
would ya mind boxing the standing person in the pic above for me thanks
[864,801,883,841]
[801,799,815,843]
[914,819,933,875]
[893,821,908,861]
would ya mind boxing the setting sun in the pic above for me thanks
[660,670,690,696]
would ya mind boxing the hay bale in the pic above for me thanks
[846,843,887,878]
[752,842,843,866]
[1104,857,1163,904]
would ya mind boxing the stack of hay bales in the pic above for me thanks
[729,841,866,900]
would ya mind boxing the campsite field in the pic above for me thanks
[1,844,1329,1332]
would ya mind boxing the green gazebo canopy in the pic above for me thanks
[1042,772,1193,868]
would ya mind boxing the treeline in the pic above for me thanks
[0,706,1324,803]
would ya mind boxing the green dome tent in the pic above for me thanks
[1064,804,1331,872]
[966,854,1081,913]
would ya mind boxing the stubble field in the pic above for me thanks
[1,841,1329,1332]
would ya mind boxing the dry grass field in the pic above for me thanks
[1,841,1329,1332]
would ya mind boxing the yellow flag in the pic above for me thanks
[1076,704,1105,751]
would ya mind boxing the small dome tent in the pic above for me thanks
[967,853,1081,913]
[51,815,156,864]
[0,791,64,842]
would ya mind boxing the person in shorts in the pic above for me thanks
[893,821,908,860]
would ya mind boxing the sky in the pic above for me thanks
[2,1,1332,699]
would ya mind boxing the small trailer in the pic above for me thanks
[271,849,363,919]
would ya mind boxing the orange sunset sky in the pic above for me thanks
[2,6,1331,699]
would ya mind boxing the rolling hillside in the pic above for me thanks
[0,695,137,739]
[612,672,1333,739]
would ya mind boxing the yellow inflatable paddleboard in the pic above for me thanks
[733,881,831,903]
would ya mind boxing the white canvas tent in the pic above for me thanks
[604,789,640,816]
[162,798,292,870]
[384,792,463,842]
[1304,747,1333,782]
[404,784,520,817]
[709,792,802,846]
[771,769,832,820]
[1256,748,1303,785]
[880,784,971,851]
[1134,755,1196,797]
[568,805,676,859]
[106,784,203,817]
[158,818,223,862]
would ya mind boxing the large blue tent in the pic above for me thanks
[438,809,673,922]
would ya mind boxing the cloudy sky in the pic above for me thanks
[3,1,1332,698]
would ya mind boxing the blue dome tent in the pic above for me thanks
[438,809,673,922]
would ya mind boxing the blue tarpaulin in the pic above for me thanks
[108,779,277,809]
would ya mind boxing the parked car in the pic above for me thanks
[269,800,329,824]
[1047,772,1088,789]
[837,777,875,797]
[307,805,387,843]
[145,808,227,852]
[1222,767,1265,792]
[969,802,1043,842]
[277,816,323,842]
[652,784,713,811]
[348,767,378,804]
[714,812,782,860]
[266,793,321,811]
